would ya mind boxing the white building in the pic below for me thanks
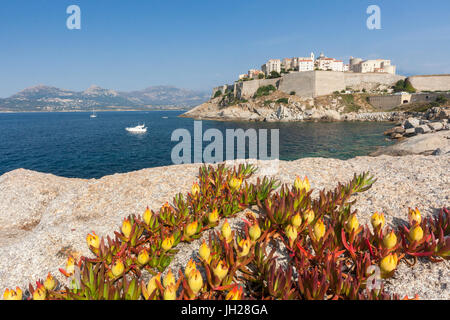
[350,57,396,74]
[297,59,315,72]
[315,53,345,71]
[262,59,281,76]
[248,69,264,79]
[238,74,249,80]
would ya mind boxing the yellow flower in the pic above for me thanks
[408,207,421,225]
[313,219,326,240]
[291,213,302,229]
[161,235,175,251]
[294,176,310,192]
[137,249,150,266]
[143,207,152,225]
[44,273,57,291]
[237,238,251,258]
[86,231,100,249]
[213,260,229,282]
[225,285,243,300]
[409,225,424,242]
[285,224,298,245]
[187,269,203,295]
[33,284,46,300]
[191,182,200,196]
[208,209,219,224]
[66,256,75,276]
[111,259,125,277]
[380,253,398,274]
[121,218,132,239]
[345,214,359,233]
[221,220,232,242]
[184,259,197,277]
[371,212,385,229]
[249,223,261,242]
[229,176,242,190]
[303,209,315,225]
[383,231,398,249]
[3,287,22,300]
[184,220,198,237]
[199,241,211,262]
[163,284,177,300]
[163,269,175,288]
[146,273,161,297]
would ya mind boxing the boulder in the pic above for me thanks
[415,125,431,134]
[393,126,405,134]
[404,128,416,137]
[427,122,444,131]
[404,117,421,129]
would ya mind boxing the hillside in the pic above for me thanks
[0,85,210,112]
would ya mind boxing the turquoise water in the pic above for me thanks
[0,111,394,178]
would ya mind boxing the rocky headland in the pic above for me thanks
[0,156,449,299]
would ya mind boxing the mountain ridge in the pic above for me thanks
[0,85,210,111]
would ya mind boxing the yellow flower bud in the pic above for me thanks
[147,273,161,296]
[221,220,232,242]
[208,209,219,224]
[383,231,398,249]
[86,231,100,249]
[66,256,75,276]
[345,214,359,233]
[249,223,261,242]
[225,285,243,300]
[143,207,152,225]
[229,176,242,190]
[3,287,22,300]
[237,238,251,258]
[185,220,198,237]
[313,219,326,240]
[161,235,175,251]
[187,269,203,295]
[184,259,197,277]
[380,253,398,274]
[303,209,315,225]
[163,269,175,288]
[137,249,150,266]
[408,207,421,225]
[371,212,385,229]
[199,241,211,262]
[163,284,177,300]
[291,213,302,229]
[111,259,125,277]
[213,260,229,282]
[121,218,132,239]
[294,176,310,192]
[33,284,46,300]
[44,273,57,291]
[409,225,424,242]
[285,224,298,244]
[191,182,200,196]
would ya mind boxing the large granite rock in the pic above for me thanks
[0,157,449,299]
[371,130,450,156]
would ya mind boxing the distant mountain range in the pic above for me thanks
[0,85,210,112]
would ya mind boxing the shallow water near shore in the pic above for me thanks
[0,111,394,179]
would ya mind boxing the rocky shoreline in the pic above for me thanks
[0,156,449,299]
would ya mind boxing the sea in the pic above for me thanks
[0,111,394,179]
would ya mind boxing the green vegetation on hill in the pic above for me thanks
[393,80,416,93]
[253,85,276,98]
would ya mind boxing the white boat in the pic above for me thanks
[90,109,97,118]
[126,124,147,133]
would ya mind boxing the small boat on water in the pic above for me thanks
[90,109,97,118]
[126,124,147,133]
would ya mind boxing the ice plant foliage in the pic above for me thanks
[3,165,449,300]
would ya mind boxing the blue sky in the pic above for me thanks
[0,0,449,97]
